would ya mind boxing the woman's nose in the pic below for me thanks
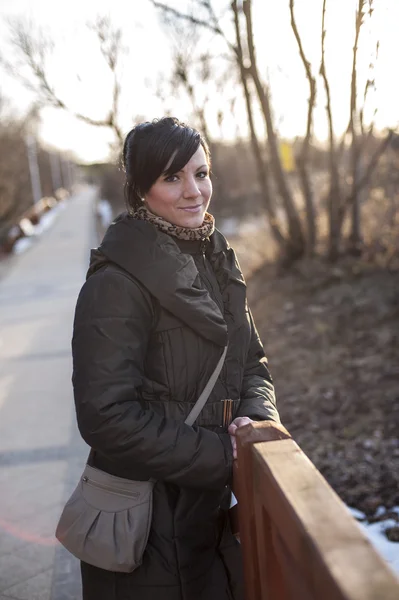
[182,176,201,199]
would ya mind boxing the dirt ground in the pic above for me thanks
[244,253,399,519]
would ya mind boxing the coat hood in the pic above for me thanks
[88,212,234,347]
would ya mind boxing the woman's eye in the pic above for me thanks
[196,171,208,179]
[164,175,178,183]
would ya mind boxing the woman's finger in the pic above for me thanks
[228,423,238,435]
[229,434,237,459]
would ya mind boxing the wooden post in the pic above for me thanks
[234,421,291,599]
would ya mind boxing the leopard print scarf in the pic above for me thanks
[134,205,215,241]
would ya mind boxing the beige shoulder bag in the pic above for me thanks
[55,346,227,573]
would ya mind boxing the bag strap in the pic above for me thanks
[184,345,228,427]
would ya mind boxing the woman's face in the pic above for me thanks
[144,145,212,228]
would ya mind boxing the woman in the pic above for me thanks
[72,117,280,600]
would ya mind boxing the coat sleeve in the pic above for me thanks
[72,267,233,490]
[236,308,280,423]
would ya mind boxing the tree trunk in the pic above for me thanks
[231,0,287,255]
[297,156,317,255]
[346,1,365,255]
[320,0,342,261]
[242,0,305,261]
[348,154,365,255]
[289,0,317,255]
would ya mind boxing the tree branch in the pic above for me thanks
[347,0,366,247]
[7,17,125,149]
[243,0,304,256]
[344,130,393,210]
[151,0,238,57]
[231,0,285,248]
[289,0,316,156]
[89,17,124,146]
[320,1,338,163]
[152,1,221,33]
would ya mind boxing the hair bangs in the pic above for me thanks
[162,128,201,178]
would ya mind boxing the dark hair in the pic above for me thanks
[122,117,211,213]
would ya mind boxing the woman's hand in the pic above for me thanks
[228,417,254,459]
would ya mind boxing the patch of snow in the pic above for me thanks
[347,507,365,521]
[348,506,399,576]
[13,237,35,255]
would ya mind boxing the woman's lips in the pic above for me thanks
[179,205,203,213]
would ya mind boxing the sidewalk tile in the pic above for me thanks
[2,567,52,600]
[0,531,27,558]
[13,544,54,570]
[0,554,48,593]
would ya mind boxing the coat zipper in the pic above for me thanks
[199,238,224,314]
[200,237,208,268]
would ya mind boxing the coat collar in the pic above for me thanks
[89,213,231,347]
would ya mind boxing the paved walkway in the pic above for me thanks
[0,187,98,600]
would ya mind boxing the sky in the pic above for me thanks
[0,0,398,163]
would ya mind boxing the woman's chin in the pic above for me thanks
[175,210,206,228]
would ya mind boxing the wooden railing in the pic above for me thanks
[234,421,399,600]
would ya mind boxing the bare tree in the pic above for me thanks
[3,16,125,151]
[153,0,301,261]
[320,0,342,260]
[347,0,367,255]
[289,0,317,256]
[0,106,52,241]
[242,0,305,259]
[319,0,391,258]
[152,0,393,265]
[154,1,286,246]
[172,49,213,142]
[231,0,286,250]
